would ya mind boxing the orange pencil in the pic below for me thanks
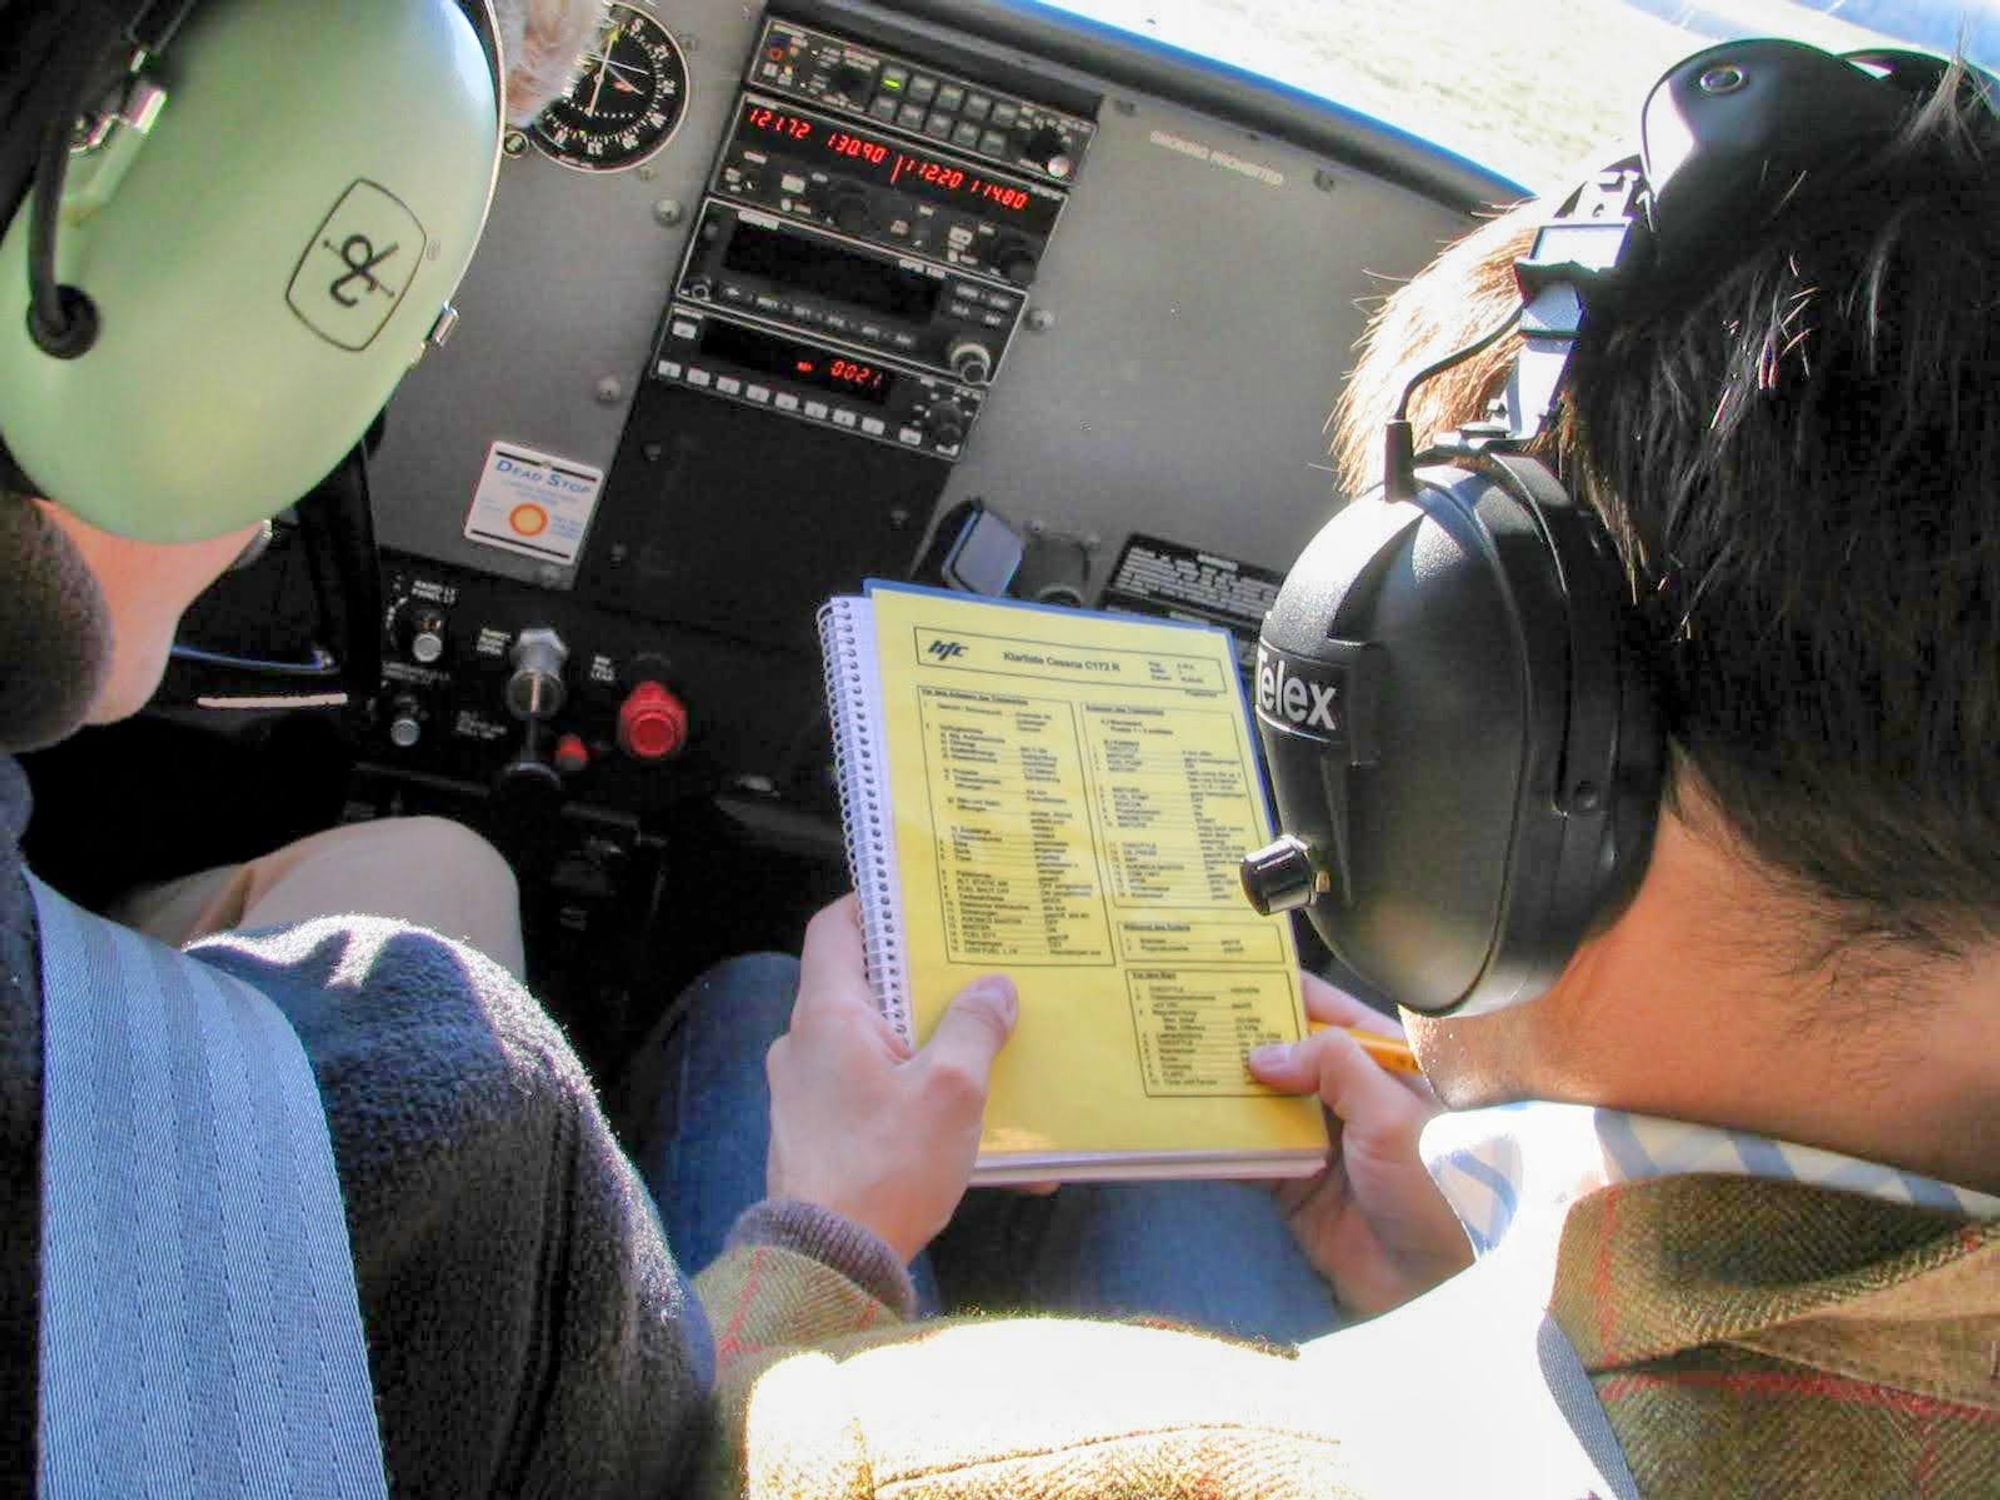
[1308,1020,1422,1076]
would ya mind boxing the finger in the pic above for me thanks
[1300,971,1406,1037]
[795,895,880,1019]
[1248,1027,1426,1129]
[794,895,909,1057]
[912,974,1018,1097]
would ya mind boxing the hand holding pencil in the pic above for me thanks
[1245,972,1472,1316]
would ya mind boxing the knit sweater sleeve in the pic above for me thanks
[691,1209,1364,1500]
[193,916,714,1499]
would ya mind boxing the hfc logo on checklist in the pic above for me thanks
[927,639,968,662]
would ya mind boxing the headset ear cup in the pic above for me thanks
[0,0,502,542]
[1259,458,1665,1018]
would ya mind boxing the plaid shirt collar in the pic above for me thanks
[1421,1101,2000,1257]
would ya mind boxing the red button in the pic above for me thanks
[617,681,688,761]
[553,733,591,775]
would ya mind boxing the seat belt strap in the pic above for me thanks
[31,873,389,1499]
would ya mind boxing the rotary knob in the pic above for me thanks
[1021,124,1072,178]
[827,188,872,236]
[505,627,569,721]
[1239,834,1328,916]
[924,398,970,448]
[946,338,994,386]
[992,238,1038,287]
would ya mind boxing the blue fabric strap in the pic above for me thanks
[30,873,388,1499]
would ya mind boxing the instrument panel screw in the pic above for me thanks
[1026,307,1056,333]
[654,197,685,227]
[889,507,912,529]
[596,376,625,404]
[1313,168,1340,193]
[1699,64,1747,95]
[501,129,529,158]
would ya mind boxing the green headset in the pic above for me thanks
[0,0,504,544]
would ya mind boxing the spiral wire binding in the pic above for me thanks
[816,597,913,1042]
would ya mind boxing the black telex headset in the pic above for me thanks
[1240,40,1990,1018]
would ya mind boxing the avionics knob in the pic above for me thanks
[992,238,1039,287]
[827,189,872,235]
[505,627,569,721]
[1022,124,1072,178]
[924,398,970,448]
[947,338,994,386]
[617,681,689,762]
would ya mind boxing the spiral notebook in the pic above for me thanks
[818,581,1327,1184]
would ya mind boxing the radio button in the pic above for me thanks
[861,417,886,436]
[781,172,808,195]
[897,103,926,130]
[951,122,981,150]
[775,392,801,411]
[804,400,830,419]
[979,129,1010,158]
[753,293,784,312]
[990,101,1019,128]
[657,360,683,379]
[964,93,993,121]
[686,367,713,387]
[823,313,852,332]
[937,83,966,111]
[898,427,924,445]
[981,310,1009,328]
[671,318,699,338]
[880,65,909,92]
[833,409,859,428]
[858,322,885,341]
[746,384,771,403]
[890,332,918,350]
[870,95,899,121]
[908,75,939,104]
[720,285,746,303]
[717,376,742,395]
[925,112,954,138]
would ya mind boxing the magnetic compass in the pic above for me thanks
[529,4,689,172]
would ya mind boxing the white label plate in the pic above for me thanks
[463,441,605,565]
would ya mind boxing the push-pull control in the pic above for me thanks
[505,628,569,720]
[618,680,689,762]
[400,605,447,666]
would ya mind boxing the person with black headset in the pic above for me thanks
[0,2,995,1496]
[654,39,2000,1498]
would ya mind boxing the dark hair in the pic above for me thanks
[1337,67,2000,955]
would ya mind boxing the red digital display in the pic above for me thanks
[826,130,890,166]
[735,99,1059,236]
[745,104,814,141]
[826,356,887,394]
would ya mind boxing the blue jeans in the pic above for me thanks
[634,955,1343,1345]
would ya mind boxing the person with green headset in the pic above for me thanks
[0,2,851,1494]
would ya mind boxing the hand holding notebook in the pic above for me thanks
[817,581,1329,1183]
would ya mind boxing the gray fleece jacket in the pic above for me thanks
[0,753,872,1497]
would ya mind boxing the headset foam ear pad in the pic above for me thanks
[0,0,500,542]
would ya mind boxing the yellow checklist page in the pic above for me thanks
[869,585,1325,1173]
